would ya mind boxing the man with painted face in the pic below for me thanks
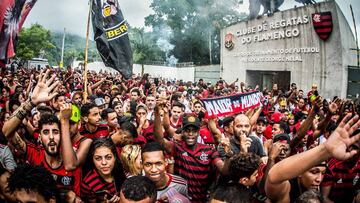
[2,69,82,202]
[154,103,230,203]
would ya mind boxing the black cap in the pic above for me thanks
[273,133,291,144]
[182,115,200,130]
[257,116,268,125]
[221,116,234,127]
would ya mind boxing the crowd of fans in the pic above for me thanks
[0,66,359,203]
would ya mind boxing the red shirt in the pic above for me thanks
[139,121,155,142]
[81,169,119,202]
[321,158,360,203]
[25,142,81,196]
[79,124,110,140]
[199,126,215,144]
[171,141,221,203]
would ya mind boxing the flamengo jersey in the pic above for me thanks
[157,173,188,199]
[25,142,81,196]
[321,158,360,203]
[79,124,110,140]
[81,169,118,202]
[171,142,221,203]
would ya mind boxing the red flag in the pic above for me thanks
[0,0,37,61]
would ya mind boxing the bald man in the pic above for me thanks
[218,114,266,159]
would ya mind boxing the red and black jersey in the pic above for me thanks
[72,135,89,151]
[79,124,110,140]
[139,121,155,142]
[321,158,360,203]
[25,142,81,196]
[170,117,183,129]
[171,141,221,203]
[81,169,119,202]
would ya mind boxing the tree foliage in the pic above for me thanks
[16,24,55,61]
[143,0,247,65]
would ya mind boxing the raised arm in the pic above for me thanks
[154,102,173,154]
[290,97,322,150]
[266,114,360,201]
[59,103,92,171]
[2,69,59,153]
[250,106,263,127]
[207,118,222,145]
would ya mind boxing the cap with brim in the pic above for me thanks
[273,133,291,144]
[70,104,81,123]
[257,116,268,125]
[182,115,200,130]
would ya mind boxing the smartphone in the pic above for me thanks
[95,190,114,199]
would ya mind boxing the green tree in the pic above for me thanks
[16,24,55,62]
[145,0,246,65]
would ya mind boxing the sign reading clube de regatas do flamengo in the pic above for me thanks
[201,91,263,118]
[221,1,357,99]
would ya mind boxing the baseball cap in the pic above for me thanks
[273,133,291,144]
[182,115,200,130]
[94,98,106,107]
[221,116,234,127]
[257,116,268,125]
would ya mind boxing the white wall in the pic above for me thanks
[133,64,195,81]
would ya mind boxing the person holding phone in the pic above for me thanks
[81,138,125,203]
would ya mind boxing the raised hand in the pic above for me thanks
[31,69,60,105]
[220,137,231,154]
[59,103,72,120]
[240,133,252,153]
[325,114,360,160]
[268,142,285,160]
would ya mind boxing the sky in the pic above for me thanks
[24,0,360,42]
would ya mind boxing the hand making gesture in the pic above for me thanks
[31,69,60,105]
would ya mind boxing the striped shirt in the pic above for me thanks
[81,169,118,202]
[157,174,188,199]
[171,141,221,203]
[321,158,360,203]
[79,124,110,140]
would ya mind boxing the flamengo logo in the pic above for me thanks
[312,12,333,41]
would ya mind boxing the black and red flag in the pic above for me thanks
[0,0,37,63]
[91,0,133,79]
[312,11,333,41]
[201,91,263,118]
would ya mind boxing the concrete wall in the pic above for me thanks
[194,65,221,84]
[220,1,356,98]
[133,64,195,81]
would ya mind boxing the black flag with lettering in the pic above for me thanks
[91,0,133,79]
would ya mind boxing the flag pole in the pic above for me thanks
[350,5,359,68]
[83,0,93,102]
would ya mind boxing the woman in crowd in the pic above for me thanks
[81,138,125,203]
[120,144,143,177]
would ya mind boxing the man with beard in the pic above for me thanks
[2,69,82,202]
[218,114,266,159]
[80,102,109,139]
[141,142,189,202]
[154,103,230,203]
